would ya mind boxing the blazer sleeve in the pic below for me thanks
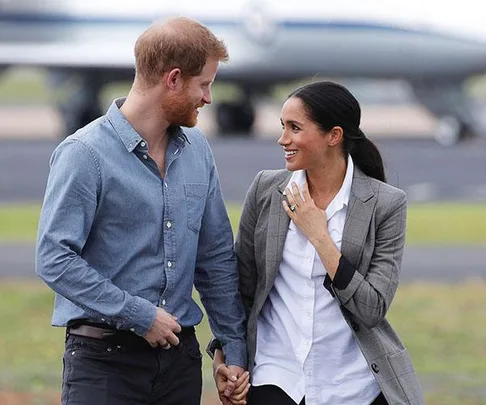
[330,190,407,328]
[235,171,263,318]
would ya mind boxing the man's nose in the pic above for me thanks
[203,90,212,105]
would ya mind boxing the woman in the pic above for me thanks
[212,81,424,405]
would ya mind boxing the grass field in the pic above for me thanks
[1,202,486,244]
[0,202,485,404]
[0,280,485,404]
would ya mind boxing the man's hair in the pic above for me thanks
[134,17,229,86]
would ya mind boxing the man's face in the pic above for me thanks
[164,58,219,127]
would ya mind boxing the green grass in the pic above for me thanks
[406,203,486,244]
[0,280,485,403]
[0,69,48,103]
[389,282,486,404]
[0,205,42,242]
[3,203,484,244]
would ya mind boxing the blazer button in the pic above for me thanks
[371,363,380,373]
[351,321,360,332]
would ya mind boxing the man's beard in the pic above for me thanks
[163,93,199,128]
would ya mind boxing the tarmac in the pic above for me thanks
[1,103,484,283]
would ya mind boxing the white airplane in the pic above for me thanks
[1,0,486,144]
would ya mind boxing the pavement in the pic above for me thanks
[0,103,484,283]
[4,243,485,282]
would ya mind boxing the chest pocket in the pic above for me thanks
[184,183,208,233]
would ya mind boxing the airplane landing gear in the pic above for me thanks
[215,100,255,135]
[434,115,467,146]
[47,69,103,138]
[412,80,483,145]
[58,102,103,138]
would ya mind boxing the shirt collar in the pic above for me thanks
[285,155,355,219]
[328,154,354,217]
[106,98,190,153]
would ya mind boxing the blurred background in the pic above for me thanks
[0,1,485,404]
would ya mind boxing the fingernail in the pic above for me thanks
[231,375,237,381]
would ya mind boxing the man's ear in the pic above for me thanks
[328,126,344,147]
[165,68,183,90]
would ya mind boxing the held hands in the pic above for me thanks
[213,349,250,405]
[283,182,329,243]
[144,307,181,348]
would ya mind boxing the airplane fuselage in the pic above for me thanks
[1,1,486,82]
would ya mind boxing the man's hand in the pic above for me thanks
[213,349,250,405]
[144,307,181,348]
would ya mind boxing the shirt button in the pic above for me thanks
[130,328,135,332]
[140,141,146,147]
[101,318,105,322]
[166,221,172,229]
[162,299,166,306]
[167,261,173,268]
[164,182,168,188]
[142,154,148,160]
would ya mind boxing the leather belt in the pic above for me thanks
[67,324,118,339]
[67,323,195,341]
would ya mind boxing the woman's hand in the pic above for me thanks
[213,349,250,404]
[283,181,329,243]
[283,181,341,278]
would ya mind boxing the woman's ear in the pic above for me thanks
[328,126,344,147]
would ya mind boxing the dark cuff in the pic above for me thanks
[205,338,222,359]
[333,255,356,290]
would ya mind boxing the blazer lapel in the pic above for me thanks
[341,168,377,270]
[265,176,292,290]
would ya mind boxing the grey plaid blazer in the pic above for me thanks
[235,167,424,405]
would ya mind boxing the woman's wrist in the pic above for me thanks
[212,348,225,375]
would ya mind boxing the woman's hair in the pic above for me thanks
[288,81,386,183]
[134,17,229,86]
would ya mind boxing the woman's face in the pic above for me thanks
[278,96,332,172]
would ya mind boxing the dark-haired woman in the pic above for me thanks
[212,81,424,405]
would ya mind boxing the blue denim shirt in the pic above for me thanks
[36,98,247,367]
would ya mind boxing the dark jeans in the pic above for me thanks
[61,329,202,405]
[248,384,389,405]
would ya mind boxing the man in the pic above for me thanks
[36,17,246,405]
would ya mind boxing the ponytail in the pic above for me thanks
[344,129,386,183]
